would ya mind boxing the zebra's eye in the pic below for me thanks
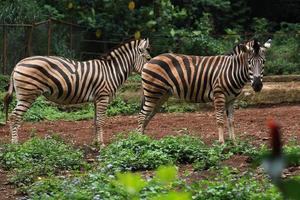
[248,60,251,65]
[262,60,265,64]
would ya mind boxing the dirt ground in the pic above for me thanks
[0,104,300,199]
[1,104,300,145]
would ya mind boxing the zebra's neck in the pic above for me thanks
[224,53,250,92]
[104,47,137,92]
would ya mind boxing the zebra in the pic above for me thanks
[4,38,151,145]
[138,39,271,143]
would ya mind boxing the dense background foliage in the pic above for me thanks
[0,0,299,75]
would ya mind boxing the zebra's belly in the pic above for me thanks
[173,88,214,104]
[43,93,93,105]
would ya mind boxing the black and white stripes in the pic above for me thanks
[4,39,151,144]
[138,39,271,143]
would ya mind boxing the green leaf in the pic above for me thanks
[115,172,147,195]
[281,179,300,200]
[170,28,176,37]
[150,191,191,200]
[155,165,178,185]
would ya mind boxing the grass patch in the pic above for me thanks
[99,133,257,173]
[106,97,140,116]
[0,92,204,124]
[0,136,88,187]
[0,95,141,123]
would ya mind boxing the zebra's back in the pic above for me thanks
[142,53,228,103]
[13,56,104,104]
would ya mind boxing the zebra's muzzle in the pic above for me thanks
[252,76,263,92]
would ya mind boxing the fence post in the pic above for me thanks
[47,19,52,56]
[70,25,73,49]
[2,25,7,75]
[26,25,33,57]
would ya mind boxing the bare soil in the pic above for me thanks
[0,104,300,199]
[1,105,299,145]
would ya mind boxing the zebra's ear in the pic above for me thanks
[263,39,272,49]
[139,39,147,49]
[239,44,250,53]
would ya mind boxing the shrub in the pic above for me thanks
[27,166,283,200]
[106,97,140,116]
[99,133,251,173]
[28,172,127,200]
[193,140,257,170]
[190,167,282,200]
[265,23,300,75]
[28,166,188,200]
[0,137,88,186]
[0,75,9,92]
[0,95,141,123]
[247,142,300,168]
[156,135,205,163]
[98,133,173,173]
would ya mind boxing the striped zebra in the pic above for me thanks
[4,38,151,144]
[138,39,271,143]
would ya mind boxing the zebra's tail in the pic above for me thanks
[4,72,14,124]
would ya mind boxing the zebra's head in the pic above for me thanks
[134,38,151,73]
[239,39,272,92]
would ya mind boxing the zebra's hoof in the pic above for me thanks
[218,139,225,144]
[11,140,19,144]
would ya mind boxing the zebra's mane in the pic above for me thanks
[227,39,261,55]
[227,40,246,55]
[99,38,142,61]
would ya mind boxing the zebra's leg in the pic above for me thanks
[9,97,37,143]
[94,97,109,146]
[138,93,169,133]
[214,93,226,143]
[144,94,169,129]
[93,102,97,134]
[226,100,236,141]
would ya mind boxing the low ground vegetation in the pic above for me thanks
[0,133,299,199]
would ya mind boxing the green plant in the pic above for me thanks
[106,97,140,116]
[265,37,300,75]
[247,143,300,168]
[98,133,173,173]
[251,18,273,41]
[0,136,88,186]
[27,165,283,200]
[0,95,142,123]
[190,167,282,200]
[0,75,9,92]
[0,0,45,23]
[193,140,257,170]
[114,172,147,199]
[28,165,190,200]
[99,133,251,173]
[162,103,197,113]
[156,135,205,163]
[28,172,127,200]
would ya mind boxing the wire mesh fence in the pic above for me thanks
[0,19,122,75]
